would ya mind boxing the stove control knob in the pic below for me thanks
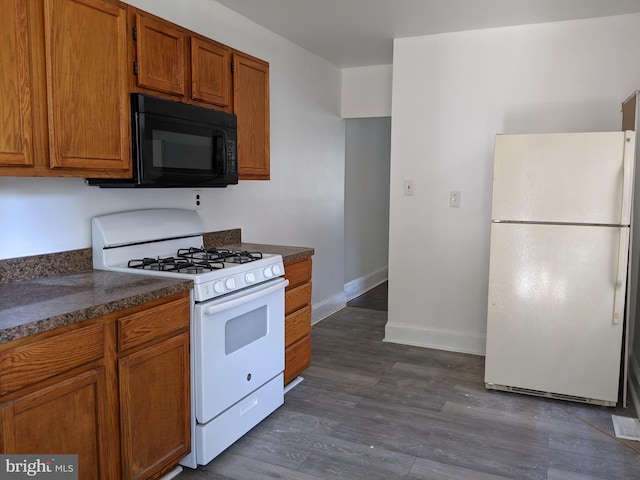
[245,272,256,283]
[272,264,282,276]
[214,281,224,294]
[264,267,273,278]
[225,278,236,290]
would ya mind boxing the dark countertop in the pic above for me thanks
[221,243,314,263]
[0,270,191,344]
[0,237,313,346]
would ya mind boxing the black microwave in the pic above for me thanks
[87,94,238,187]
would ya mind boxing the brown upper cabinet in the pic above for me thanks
[133,12,187,97]
[0,0,269,180]
[192,36,231,108]
[0,0,36,169]
[0,0,131,178]
[131,9,231,110]
[233,51,270,180]
[46,0,131,176]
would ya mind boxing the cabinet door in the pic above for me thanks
[119,333,190,480]
[44,0,131,175]
[232,51,270,180]
[135,13,186,96]
[0,368,116,480]
[191,37,231,108]
[0,0,34,167]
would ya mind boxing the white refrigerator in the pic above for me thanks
[484,131,636,406]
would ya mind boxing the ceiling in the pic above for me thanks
[214,0,640,67]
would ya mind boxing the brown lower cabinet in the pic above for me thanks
[0,291,190,480]
[284,257,313,385]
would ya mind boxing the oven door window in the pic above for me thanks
[225,306,268,354]
[138,113,226,184]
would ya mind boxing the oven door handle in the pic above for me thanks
[204,278,289,315]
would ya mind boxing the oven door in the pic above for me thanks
[193,277,287,424]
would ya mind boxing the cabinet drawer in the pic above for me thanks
[118,296,190,352]
[285,336,311,385]
[284,258,312,289]
[285,305,311,347]
[285,282,312,316]
[0,323,105,396]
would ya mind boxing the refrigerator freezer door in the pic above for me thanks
[492,132,635,225]
[484,222,627,405]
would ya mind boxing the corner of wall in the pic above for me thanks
[341,64,392,118]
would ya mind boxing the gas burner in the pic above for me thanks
[177,247,263,264]
[128,256,224,274]
[224,250,263,264]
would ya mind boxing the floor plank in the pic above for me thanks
[177,293,640,480]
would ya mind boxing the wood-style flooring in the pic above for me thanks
[177,282,640,479]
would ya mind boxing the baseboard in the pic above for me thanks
[344,268,388,301]
[311,269,389,324]
[629,353,640,414]
[384,322,486,356]
[312,290,347,325]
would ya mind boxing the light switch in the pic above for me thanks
[449,191,461,207]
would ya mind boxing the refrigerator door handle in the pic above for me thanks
[620,131,635,224]
[612,228,630,325]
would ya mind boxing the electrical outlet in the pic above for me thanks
[449,191,461,208]
[404,180,415,196]
[193,190,202,210]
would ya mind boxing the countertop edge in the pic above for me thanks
[0,272,192,345]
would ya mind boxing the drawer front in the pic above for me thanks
[118,296,190,352]
[284,258,312,289]
[285,336,311,385]
[285,305,311,347]
[285,282,312,316]
[0,323,105,396]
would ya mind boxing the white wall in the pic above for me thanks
[386,13,640,354]
[0,0,346,321]
[344,118,391,300]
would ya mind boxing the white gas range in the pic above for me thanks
[92,209,287,469]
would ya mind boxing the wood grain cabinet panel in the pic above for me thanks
[283,257,312,385]
[232,51,270,180]
[285,336,311,386]
[134,12,186,96]
[285,258,313,289]
[117,293,191,480]
[285,282,312,316]
[0,323,104,396]
[119,332,190,480]
[0,0,34,168]
[0,368,115,479]
[191,37,231,108]
[118,296,190,352]
[45,0,131,174]
[285,305,311,346]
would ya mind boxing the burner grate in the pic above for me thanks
[128,256,225,273]
[177,247,263,264]
[127,248,265,275]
